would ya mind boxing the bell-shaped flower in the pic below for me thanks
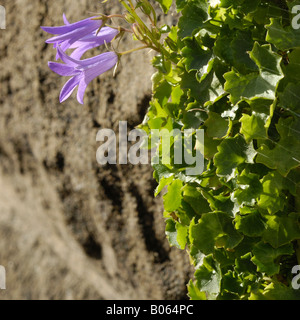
[49,47,118,104]
[41,14,119,59]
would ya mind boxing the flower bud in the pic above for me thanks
[165,37,177,51]
[124,12,135,24]
[132,23,145,41]
[151,26,161,40]
[136,0,152,16]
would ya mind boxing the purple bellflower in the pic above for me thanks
[49,47,118,104]
[41,14,119,59]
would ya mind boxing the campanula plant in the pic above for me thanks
[42,0,300,300]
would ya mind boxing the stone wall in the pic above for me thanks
[0,0,192,299]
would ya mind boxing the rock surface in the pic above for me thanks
[0,0,192,299]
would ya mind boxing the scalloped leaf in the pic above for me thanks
[234,209,266,237]
[178,0,209,38]
[214,134,257,180]
[256,118,300,176]
[224,43,283,105]
[190,212,243,255]
[266,18,300,51]
[263,213,300,248]
[251,242,294,276]
[187,280,207,300]
[163,179,183,212]
[258,171,286,214]
[194,255,222,300]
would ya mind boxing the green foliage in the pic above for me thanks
[143,0,300,299]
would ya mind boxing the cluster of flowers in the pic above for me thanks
[41,15,119,104]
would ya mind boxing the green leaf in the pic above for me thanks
[214,31,257,75]
[152,55,171,74]
[176,0,187,11]
[278,82,300,113]
[224,43,283,105]
[202,191,234,216]
[176,222,189,249]
[178,0,209,39]
[214,134,257,180]
[190,212,243,255]
[232,169,263,207]
[251,242,294,276]
[183,185,211,215]
[283,48,300,83]
[234,209,266,237]
[266,18,300,51]
[187,280,206,300]
[200,133,221,160]
[239,0,260,14]
[235,252,257,274]
[181,69,225,106]
[163,179,183,212]
[258,171,286,214]
[194,255,222,300]
[182,37,213,75]
[205,111,229,139]
[263,213,300,248]
[240,99,273,142]
[155,176,174,196]
[240,112,269,142]
[154,80,172,106]
[214,247,235,268]
[182,109,207,129]
[256,118,300,176]
[250,282,300,300]
[153,162,174,182]
[222,271,245,295]
[165,219,180,248]
[155,0,173,14]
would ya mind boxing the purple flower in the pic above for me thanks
[41,14,119,59]
[49,47,118,104]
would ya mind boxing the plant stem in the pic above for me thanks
[119,45,149,55]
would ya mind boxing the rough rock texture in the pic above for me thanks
[0,0,193,299]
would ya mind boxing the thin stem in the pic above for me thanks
[119,45,149,55]
[120,1,156,43]
[127,0,135,10]
[105,25,133,33]
[107,14,126,19]
[150,4,157,25]
[119,0,176,63]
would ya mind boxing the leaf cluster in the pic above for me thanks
[144,0,300,299]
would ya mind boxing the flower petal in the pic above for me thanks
[70,43,95,60]
[76,52,118,104]
[53,27,118,60]
[45,21,100,43]
[48,61,79,76]
[56,47,78,66]
[69,27,119,58]
[63,13,70,25]
[70,27,118,46]
[57,46,118,68]
[41,17,98,35]
[77,78,89,105]
[59,75,81,103]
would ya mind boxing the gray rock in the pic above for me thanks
[0,0,192,300]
